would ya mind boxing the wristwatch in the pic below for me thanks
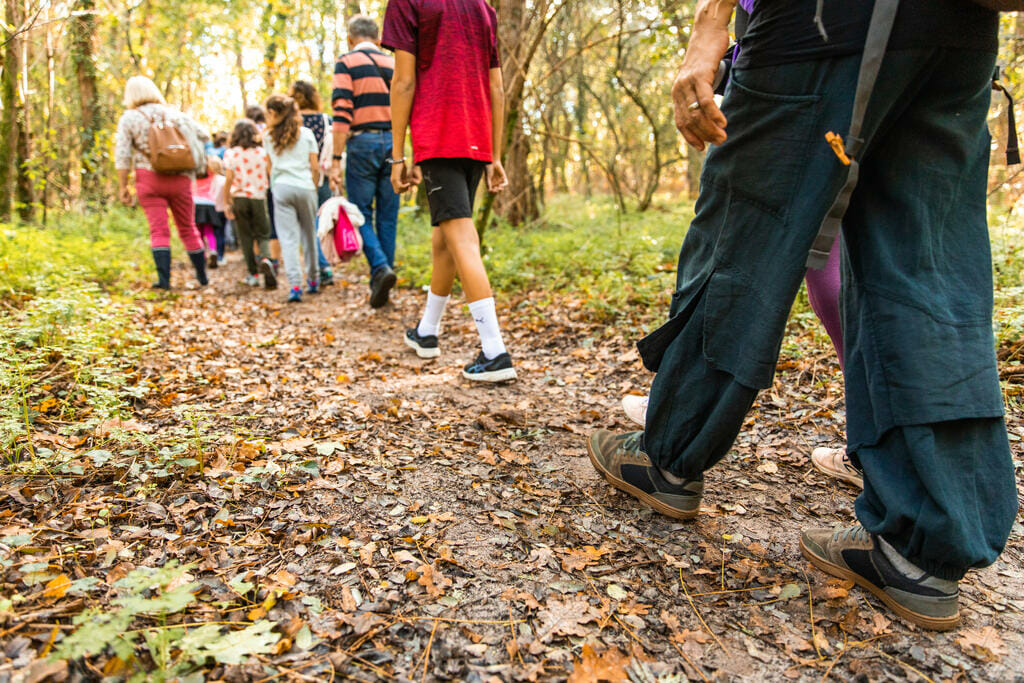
[332,154,343,161]
[386,157,406,166]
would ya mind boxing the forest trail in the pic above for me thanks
[10,252,1024,681]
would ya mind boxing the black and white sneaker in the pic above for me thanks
[369,266,397,309]
[463,352,517,383]
[260,258,278,290]
[405,328,440,359]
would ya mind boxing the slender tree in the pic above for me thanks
[71,0,101,203]
[0,0,23,220]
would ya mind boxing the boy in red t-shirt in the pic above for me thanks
[383,0,516,383]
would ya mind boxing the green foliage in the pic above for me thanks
[399,194,1024,356]
[398,194,691,325]
[0,207,152,301]
[53,561,281,678]
[0,209,153,457]
[991,211,1024,349]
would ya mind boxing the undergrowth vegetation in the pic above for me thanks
[398,195,691,325]
[0,209,153,456]
[4,198,1022,460]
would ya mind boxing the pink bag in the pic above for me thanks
[333,206,362,262]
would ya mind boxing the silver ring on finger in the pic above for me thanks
[687,101,701,111]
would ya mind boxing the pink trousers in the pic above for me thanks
[199,224,217,253]
[136,169,202,252]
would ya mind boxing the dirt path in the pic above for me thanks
[8,253,1024,681]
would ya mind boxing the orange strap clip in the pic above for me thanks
[825,132,852,166]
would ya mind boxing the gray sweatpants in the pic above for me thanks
[272,183,319,289]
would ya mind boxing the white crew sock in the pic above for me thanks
[417,291,450,337]
[468,297,507,360]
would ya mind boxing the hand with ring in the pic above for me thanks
[672,25,731,150]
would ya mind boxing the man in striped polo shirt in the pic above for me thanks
[330,15,400,308]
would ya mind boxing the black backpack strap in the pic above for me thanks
[361,50,392,92]
[808,0,900,270]
[993,67,1021,165]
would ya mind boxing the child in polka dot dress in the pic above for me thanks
[222,118,277,288]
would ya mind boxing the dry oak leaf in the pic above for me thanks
[500,587,541,609]
[43,574,71,599]
[867,612,892,636]
[281,437,315,453]
[94,418,150,437]
[559,545,612,572]
[957,626,1008,662]
[267,569,297,589]
[673,629,712,645]
[535,598,600,642]
[568,644,630,683]
[417,563,452,599]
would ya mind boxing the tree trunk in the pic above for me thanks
[0,0,22,221]
[500,121,539,225]
[234,37,248,112]
[262,5,288,92]
[71,0,101,204]
[16,27,31,222]
[476,0,566,236]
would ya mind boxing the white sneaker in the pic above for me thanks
[811,447,864,489]
[622,395,649,427]
[243,274,259,286]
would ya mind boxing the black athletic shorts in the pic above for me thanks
[420,158,487,227]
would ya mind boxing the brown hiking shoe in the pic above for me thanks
[801,525,959,631]
[811,447,864,489]
[586,430,703,520]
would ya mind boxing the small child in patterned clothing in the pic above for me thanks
[222,118,277,289]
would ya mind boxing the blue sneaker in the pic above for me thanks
[288,287,302,303]
[307,280,319,295]
[462,352,517,383]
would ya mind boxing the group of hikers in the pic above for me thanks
[113,0,1019,634]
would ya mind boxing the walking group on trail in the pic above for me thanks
[112,0,1020,635]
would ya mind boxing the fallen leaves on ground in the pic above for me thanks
[957,626,1009,662]
[1,255,1022,681]
[568,644,630,682]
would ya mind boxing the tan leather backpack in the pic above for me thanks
[138,109,195,174]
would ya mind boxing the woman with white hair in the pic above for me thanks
[114,76,211,289]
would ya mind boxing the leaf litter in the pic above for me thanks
[1,257,1023,681]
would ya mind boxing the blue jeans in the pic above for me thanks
[315,178,331,273]
[346,131,399,274]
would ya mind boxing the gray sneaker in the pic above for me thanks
[586,430,703,520]
[801,525,959,631]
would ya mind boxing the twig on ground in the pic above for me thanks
[419,618,439,683]
[803,566,822,660]
[680,569,730,656]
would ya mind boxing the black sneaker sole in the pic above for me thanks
[404,335,440,359]
[369,271,397,309]
[462,367,517,383]
[799,537,959,631]
[260,261,277,290]
[586,437,698,521]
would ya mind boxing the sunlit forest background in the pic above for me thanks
[3,1,1023,227]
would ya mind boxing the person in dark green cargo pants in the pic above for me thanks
[586,0,1018,631]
